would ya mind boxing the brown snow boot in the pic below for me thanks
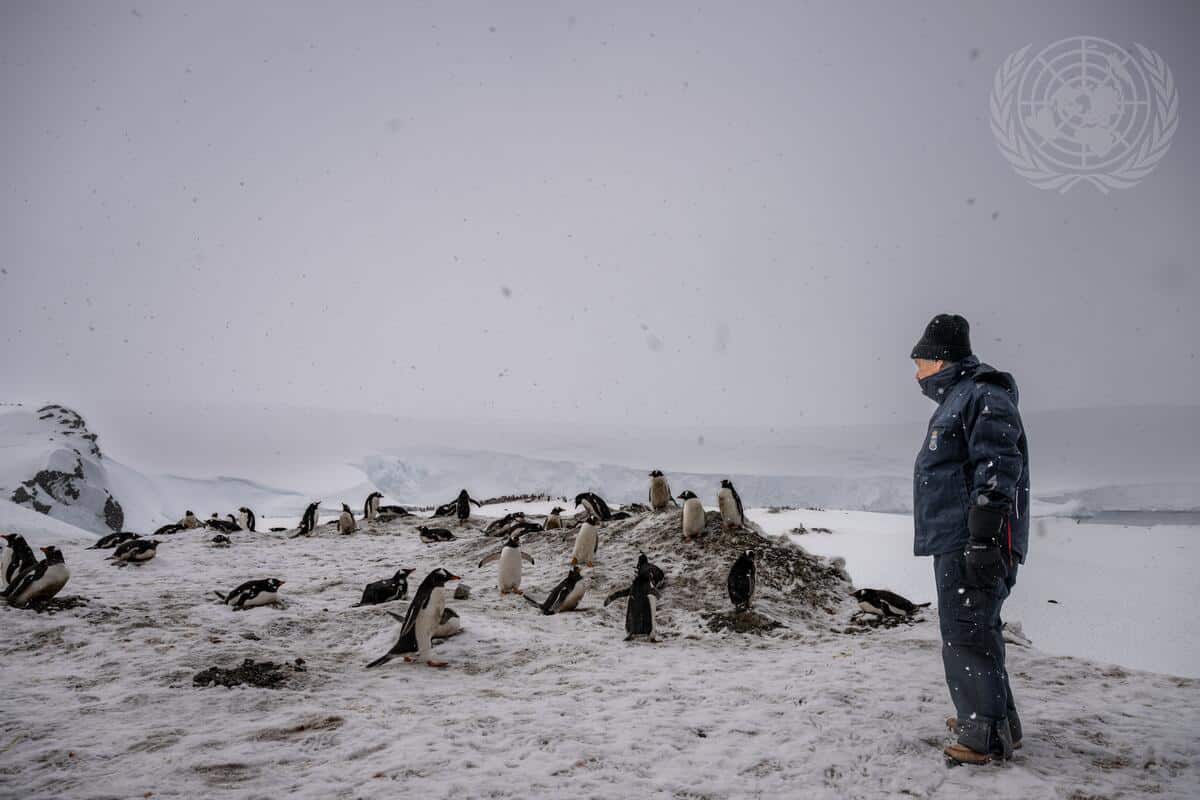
[946,716,1022,749]
[944,742,992,765]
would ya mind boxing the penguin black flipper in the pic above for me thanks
[604,588,630,607]
[478,551,501,568]
[732,485,746,524]
[522,593,546,610]
[521,552,535,566]
[213,591,227,602]
[4,564,45,606]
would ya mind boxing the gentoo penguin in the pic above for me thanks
[366,567,461,669]
[544,507,564,530]
[850,588,930,618]
[570,515,600,567]
[353,567,416,607]
[377,503,412,518]
[109,538,160,564]
[433,607,462,640]
[237,507,257,532]
[485,512,525,536]
[478,534,535,595]
[509,519,544,535]
[678,490,706,539]
[648,470,676,511]
[88,531,140,550]
[718,479,746,530]
[1,533,38,590]
[432,500,458,518]
[447,489,482,523]
[417,526,457,544]
[290,501,320,538]
[604,559,661,642]
[638,552,666,590]
[574,492,613,521]
[363,491,383,521]
[727,550,756,610]
[5,546,70,608]
[211,534,231,547]
[338,503,357,534]
[523,566,586,615]
[206,514,240,534]
[179,510,201,529]
[214,578,285,610]
[153,523,186,537]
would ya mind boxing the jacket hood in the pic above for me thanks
[919,356,1020,405]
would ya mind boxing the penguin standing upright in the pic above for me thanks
[363,492,383,521]
[452,489,482,523]
[214,578,285,610]
[179,510,201,529]
[727,550,756,610]
[291,501,320,538]
[338,503,357,534]
[604,559,661,642]
[1,533,38,591]
[648,470,676,511]
[478,534,535,595]
[678,491,706,539]
[717,479,746,530]
[5,546,70,608]
[544,507,564,530]
[574,492,613,521]
[570,515,599,567]
[109,539,161,564]
[353,567,416,607]
[523,566,587,615]
[366,567,461,669]
[237,507,257,532]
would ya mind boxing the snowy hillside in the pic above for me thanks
[1,506,1197,798]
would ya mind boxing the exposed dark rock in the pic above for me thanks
[703,609,786,634]
[193,659,297,689]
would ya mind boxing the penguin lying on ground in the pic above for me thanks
[509,519,544,535]
[206,514,240,534]
[485,512,525,536]
[211,534,231,547]
[338,503,357,534]
[648,470,676,510]
[418,526,457,543]
[153,523,186,537]
[353,568,416,607]
[574,492,613,521]
[604,559,661,642]
[638,553,666,590]
[5,546,70,608]
[2,533,38,590]
[237,507,257,532]
[478,534,535,594]
[544,507,565,530]
[679,491,706,539]
[571,515,599,567]
[850,588,930,618]
[109,539,160,564]
[214,578,285,610]
[718,479,746,530]
[377,504,412,518]
[88,531,140,550]
[366,568,461,669]
[728,550,756,610]
[523,566,586,615]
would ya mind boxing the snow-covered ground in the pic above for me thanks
[750,508,1200,679]
[2,504,1198,799]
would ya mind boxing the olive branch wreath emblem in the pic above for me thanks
[990,41,1179,193]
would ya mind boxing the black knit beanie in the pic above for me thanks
[910,314,973,361]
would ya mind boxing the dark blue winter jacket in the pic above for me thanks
[913,356,1030,562]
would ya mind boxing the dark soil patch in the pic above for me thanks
[193,658,304,689]
[702,609,786,634]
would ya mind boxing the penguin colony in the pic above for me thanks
[1,476,920,668]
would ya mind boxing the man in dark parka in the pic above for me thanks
[911,313,1030,765]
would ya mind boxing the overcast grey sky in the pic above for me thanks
[2,1,1197,434]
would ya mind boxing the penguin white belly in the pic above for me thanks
[571,526,597,565]
[13,564,70,605]
[682,498,705,538]
[0,547,11,589]
[129,550,156,562]
[648,595,658,639]
[238,511,249,529]
[415,587,446,657]
[718,489,742,526]
[241,589,279,608]
[558,579,587,612]
[498,547,523,592]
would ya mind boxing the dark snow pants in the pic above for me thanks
[934,550,1022,757]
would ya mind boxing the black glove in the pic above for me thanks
[965,505,1008,585]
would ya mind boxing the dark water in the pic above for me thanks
[1072,511,1200,527]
